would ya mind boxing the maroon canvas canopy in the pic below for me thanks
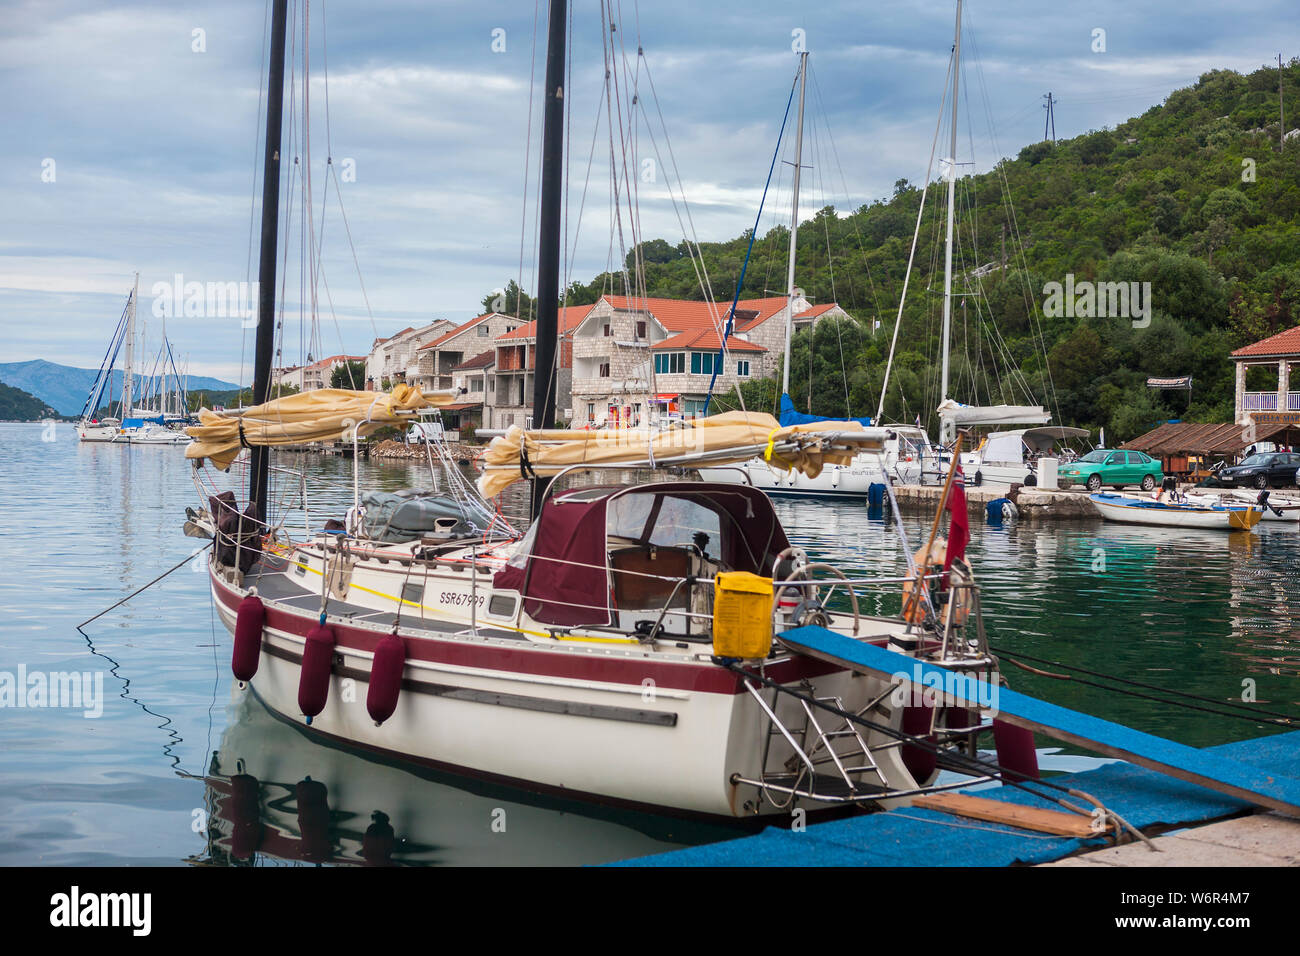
[494,483,790,627]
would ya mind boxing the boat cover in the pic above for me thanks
[493,482,789,627]
[184,385,457,469]
[777,393,873,428]
[360,491,478,543]
[477,411,888,498]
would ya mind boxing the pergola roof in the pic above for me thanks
[1122,421,1300,456]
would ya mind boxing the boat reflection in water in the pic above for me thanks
[193,689,740,867]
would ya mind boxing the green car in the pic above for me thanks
[1060,449,1165,491]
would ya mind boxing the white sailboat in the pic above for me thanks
[186,0,1025,821]
[911,2,1077,487]
[700,53,943,496]
[77,273,192,446]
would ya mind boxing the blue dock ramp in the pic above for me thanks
[777,625,1300,816]
[616,730,1300,866]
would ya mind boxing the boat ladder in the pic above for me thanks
[796,692,888,795]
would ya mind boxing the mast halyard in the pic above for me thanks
[249,0,289,526]
[528,0,567,519]
[120,272,137,419]
[780,51,809,398]
[940,0,962,445]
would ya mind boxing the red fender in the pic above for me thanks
[366,633,407,725]
[993,719,1040,781]
[298,624,336,718]
[232,594,266,682]
[900,704,938,783]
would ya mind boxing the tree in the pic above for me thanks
[330,360,367,390]
[480,280,535,318]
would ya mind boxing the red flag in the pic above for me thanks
[943,466,970,571]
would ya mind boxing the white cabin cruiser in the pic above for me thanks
[959,425,1091,490]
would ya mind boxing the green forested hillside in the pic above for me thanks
[0,381,59,420]
[559,63,1300,440]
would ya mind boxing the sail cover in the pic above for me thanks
[937,400,1051,427]
[185,385,456,469]
[477,411,888,498]
[778,393,873,428]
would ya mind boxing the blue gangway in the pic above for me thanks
[777,625,1300,816]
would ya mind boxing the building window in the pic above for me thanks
[478,324,490,336]
[587,403,595,422]
[599,362,610,378]
[655,353,686,375]
[636,320,647,339]
[603,324,612,337]
[737,360,750,377]
[691,352,714,375]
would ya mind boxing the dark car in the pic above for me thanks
[1217,452,1300,489]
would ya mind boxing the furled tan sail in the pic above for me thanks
[186,385,454,470]
[477,411,888,498]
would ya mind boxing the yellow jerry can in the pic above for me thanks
[712,571,774,659]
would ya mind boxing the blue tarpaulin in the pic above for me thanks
[778,393,873,428]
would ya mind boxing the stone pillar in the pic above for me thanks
[1234,360,1247,424]
[1280,360,1291,416]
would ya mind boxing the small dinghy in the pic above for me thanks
[1089,492,1262,531]
[1223,490,1300,524]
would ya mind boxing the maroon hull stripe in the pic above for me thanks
[214,572,846,694]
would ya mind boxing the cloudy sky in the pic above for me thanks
[1,0,1295,383]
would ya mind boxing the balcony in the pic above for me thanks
[572,377,650,397]
[1241,391,1300,412]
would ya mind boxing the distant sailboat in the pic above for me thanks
[77,273,191,446]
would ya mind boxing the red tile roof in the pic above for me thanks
[496,304,596,341]
[1232,326,1300,358]
[305,353,366,370]
[452,350,496,371]
[417,313,495,350]
[652,329,766,352]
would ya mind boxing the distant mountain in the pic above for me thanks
[0,381,59,421]
[0,360,239,417]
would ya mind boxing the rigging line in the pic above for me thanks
[968,20,1061,424]
[808,111,853,417]
[566,85,607,295]
[992,647,1300,723]
[242,0,273,392]
[516,0,541,320]
[631,79,722,339]
[700,65,799,415]
[634,55,728,356]
[640,53,724,318]
[875,48,952,424]
[808,66,885,329]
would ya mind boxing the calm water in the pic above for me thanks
[1,421,1296,865]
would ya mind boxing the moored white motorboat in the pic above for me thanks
[1184,489,1300,524]
[958,425,1091,491]
[1089,492,1262,530]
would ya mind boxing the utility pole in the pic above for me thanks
[1043,92,1056,143]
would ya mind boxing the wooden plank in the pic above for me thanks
[912,792,1099,837]
[778,626,1300,817]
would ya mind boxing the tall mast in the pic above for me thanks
[120,272,138,418]
[250,0,289,526]
[780,51,809,398]
[528,0,567,519]
[940,0,962,441]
